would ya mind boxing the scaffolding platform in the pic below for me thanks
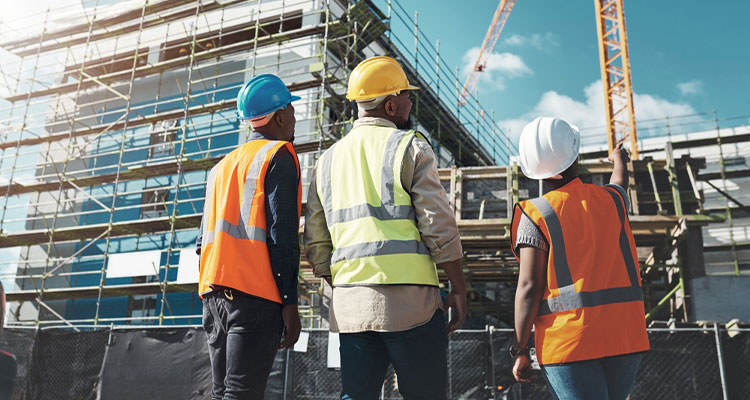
[3,23,338,103]
[6,282,196,302]
[0,0,745,329]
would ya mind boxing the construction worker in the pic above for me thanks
[509,117,650,399]
[196,74,302,399]
[304,56,467,399]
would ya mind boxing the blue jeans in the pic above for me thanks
[541,352,642,400]
[203,290,283,400]
[339,310,448,400]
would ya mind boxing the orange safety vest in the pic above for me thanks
[198,139,301,303]
[510,178,650,365]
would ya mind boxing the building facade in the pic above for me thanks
[0,0,510,327]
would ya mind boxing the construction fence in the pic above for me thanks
[0,324,747,399]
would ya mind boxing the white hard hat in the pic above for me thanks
[518,117,580,179]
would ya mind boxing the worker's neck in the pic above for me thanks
[358,110,398,126]
[252,127,281,141]
[544,175,578,191]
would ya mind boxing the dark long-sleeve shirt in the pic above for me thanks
[197,132,300,304]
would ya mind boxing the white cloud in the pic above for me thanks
[461,47,532,91]
[502,34,526,47]
[677,80,702,95]
[499,80,697,146]
[502,33,559,51]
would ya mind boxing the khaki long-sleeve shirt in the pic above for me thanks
[304,117,463,333]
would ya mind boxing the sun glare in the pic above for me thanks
[0,0,84,34]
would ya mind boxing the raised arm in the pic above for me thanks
[608,143,631,188]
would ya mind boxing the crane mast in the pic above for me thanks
[459,0,516,106]
[594,0,639,159]
[462,0,639,158]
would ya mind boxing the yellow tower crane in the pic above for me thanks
[594,0,639,159]
[459,0,517,106]
[462,0,640,159]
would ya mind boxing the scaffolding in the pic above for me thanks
[0,0,746,329]
[0,0,512,327]
[580,112,750,276]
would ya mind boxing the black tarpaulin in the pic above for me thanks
[96,328,211,400]
[29,329,109,400]
[0,329,34,400]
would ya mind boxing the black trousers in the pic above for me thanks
[202,290,283,400]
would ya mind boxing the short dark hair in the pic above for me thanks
[560,160,579,180]
[544,160,579,182]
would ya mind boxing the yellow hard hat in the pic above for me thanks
[346,56,419,101]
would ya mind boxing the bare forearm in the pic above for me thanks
[609,145,630,187]
[514,285,542,348]
[609,159,627,187]
[438,258,466,294]
[514,246,547,348]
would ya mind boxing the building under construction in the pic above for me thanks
[0,0,513,328]
[1,0,749,399]
[0,0,748,332]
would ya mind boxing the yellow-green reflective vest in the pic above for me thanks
[316,125,439,287]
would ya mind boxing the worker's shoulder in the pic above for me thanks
[578,181,630,210]
[586,181,626,197]
[600,182,629,207]
[318,141,338,159]
[405,129,433,150]
[211,150,233,172]
[271,142,293,157]
[410,129,431,143]
[268,144,298,170]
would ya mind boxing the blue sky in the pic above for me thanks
[386,0,749,144]
[1,0,747,146]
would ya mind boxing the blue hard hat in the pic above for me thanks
[236,74,301,120]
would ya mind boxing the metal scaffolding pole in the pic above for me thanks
[94,0,149,326]
[158,0,204,326]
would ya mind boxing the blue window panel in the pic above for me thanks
[65,298,98,320]
[66,83,247,322]
[159,291,201,322]
[67,297,129,321]
[70,258,106,288]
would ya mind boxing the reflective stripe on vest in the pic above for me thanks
[202,140,277,245]
[317,126,438,286]
[531,192,643,316]
[331,239,431,265]
[319,129,416,226]
[510,180,650,364]
[199,139,301,302]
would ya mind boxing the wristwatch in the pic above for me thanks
[508,345,530,359]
